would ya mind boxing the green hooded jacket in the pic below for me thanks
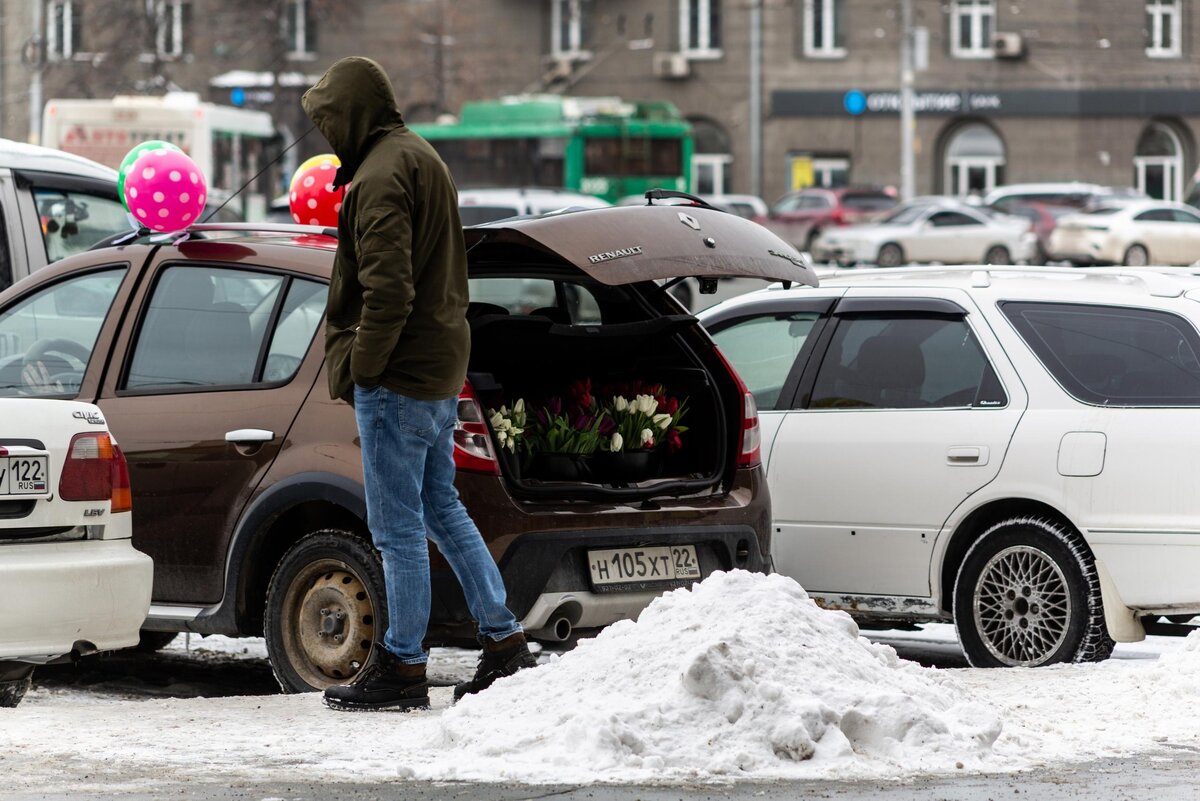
[302,56,469,403]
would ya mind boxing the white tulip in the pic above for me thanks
[611,432,624,452]
[653,413,672,430]
[490,411,504,428]
[640,428,654,445]
[614,396,629,412]
[496,430,508,443]
[499,405,509,416]
[635,394,658,415]
[514,398,525,414]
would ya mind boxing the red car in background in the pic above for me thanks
[756,187,898,252]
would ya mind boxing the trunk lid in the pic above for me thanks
[464,204,819,287]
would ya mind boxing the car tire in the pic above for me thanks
[0,663,33,708]
[264,529,387,694]
[984,245,1011,265]
[953,516,1115,668]
[804,228,821,254]
[876,243,905,268]
[1123,244,1150,266]
[133,629,179,653]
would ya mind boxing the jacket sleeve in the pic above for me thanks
[350,180,415,386]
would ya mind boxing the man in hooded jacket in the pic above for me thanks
[303,56,535,712]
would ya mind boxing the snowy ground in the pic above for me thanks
[3,571,1200,791]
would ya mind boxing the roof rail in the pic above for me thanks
[88,222,337,252]
[818,264,1188,298]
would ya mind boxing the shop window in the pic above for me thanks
[803,0,846,58]
[943,123,1005,197]
[950,0,994,59]
[1146,0,1182,58]
[1135,123,1184,201]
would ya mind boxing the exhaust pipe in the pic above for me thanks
[529,614,574,642]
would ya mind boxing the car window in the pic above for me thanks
[879,205,931,225]
[1002,302,1200,406]
[711,312,820,410]
[0,267,126,398]
[125,266,285,390]
[263,278,328,383]
[929,211,981,227]
[33,188,130,263]
[1172,209,1200,224]
[841,193,897,211]
[1135,209,1175,222]
[468,277,602,324]
[810,315,1006,409]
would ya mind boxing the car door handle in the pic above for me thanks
[225,429,275,444]
[947,446,989,465]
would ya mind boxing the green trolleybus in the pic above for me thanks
[410,95,693,204]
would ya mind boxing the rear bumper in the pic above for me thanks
[0,538,153,663]
[1089,530,1200,614]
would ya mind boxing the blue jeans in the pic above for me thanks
[354,384,522,664]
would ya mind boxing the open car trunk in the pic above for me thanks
[467,308,728,502]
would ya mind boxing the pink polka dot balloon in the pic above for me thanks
[122,147,207,232]
[289,154,345,227]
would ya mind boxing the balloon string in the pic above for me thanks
[200,124,316,224]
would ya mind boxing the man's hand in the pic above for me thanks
[20,360,65,395]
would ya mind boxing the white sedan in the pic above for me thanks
[812,202,1035,267]
[1,399,153,707]
[1049,200,1200,266]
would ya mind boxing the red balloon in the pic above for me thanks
[289,162,345,227]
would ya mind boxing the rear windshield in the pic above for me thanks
[459,206,522,226]
[1002,301,1200,406]
[878,205,931,225]
[842,192,897,211]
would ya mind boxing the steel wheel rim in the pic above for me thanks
[972,545,1072,666]
[280,559,375,689]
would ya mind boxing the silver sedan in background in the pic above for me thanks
[812,202,1036,268]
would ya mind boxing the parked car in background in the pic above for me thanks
[757,187,898,252]
[984,182,1146,213]
[1049,201,1200,266]
[0,398,152,706]
[456,187,610,225]
[703,194,769,219]
[0,139,129,291]
[1000,202,1078,265]
[812,201,1035,267]
[0,206,816,694]
[702,264,1200,668]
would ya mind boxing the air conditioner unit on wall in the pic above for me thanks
[992,32,1025,59]
[543,57,574,82]
[653,52,691,80]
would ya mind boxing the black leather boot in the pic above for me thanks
[324,645,430,712]
[453,632,538,701]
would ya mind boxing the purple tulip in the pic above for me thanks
[547,396,563,416]
[599,415,616,436]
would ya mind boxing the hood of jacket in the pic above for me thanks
[302,57,404,187]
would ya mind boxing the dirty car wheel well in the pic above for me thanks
[939,499,1077,612]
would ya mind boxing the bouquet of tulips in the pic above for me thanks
[526,378,615,455]
[487,399,528,454]
[602,382,688,453]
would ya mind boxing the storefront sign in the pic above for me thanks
[773,89,1200,118]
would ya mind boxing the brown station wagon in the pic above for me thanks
[0,200,817,692]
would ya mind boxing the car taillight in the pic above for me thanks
[453,381,501,475]
[59,432,132,512]
[713,347,762,469]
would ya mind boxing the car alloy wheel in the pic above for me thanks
[1123,244,1150,266]
[876,243,904,268]
[984,245,1011,265]
[953,516,1114,668]
[264,529,387,693]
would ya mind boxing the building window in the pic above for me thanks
[681,0,722,57]
[154,0,190,59]
[803,0,846,58]
[46,0,81,60]
[1135,123,1184,201]
[950,0,994,59]
[551,0,592,58]
[943,123,1005,197]
[690,118,732,194]
[1146,1,1182,58]
[285,0,317,58]
[787,154,850,190]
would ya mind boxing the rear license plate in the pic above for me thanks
[588,545,701,591]
[1,454,50,496]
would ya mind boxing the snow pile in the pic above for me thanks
[413,570,1001,782]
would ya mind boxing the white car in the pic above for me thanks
[457,187,610,226]
[702,265,1200,667]
[812,202,1035,268]
[1049,200,1200,266]
[0,399,152,706]
[983,182,1146,213]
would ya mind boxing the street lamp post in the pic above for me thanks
[749,0,763,200]
[899,0,915,202]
